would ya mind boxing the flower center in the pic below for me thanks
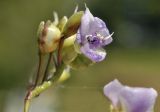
[85,33,104,48]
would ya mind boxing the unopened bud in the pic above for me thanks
[57,16,68,32]
[63,34,76,48]
[38,21,61,54]
[63,11,83,38]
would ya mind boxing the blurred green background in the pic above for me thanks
[0,0,160,112]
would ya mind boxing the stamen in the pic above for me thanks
[105,32,114,40]
[96,33,104,40]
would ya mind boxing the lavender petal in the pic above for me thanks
[103,79,158,112]
[120,87,158,112]
[80,43,106,62]
[80,7,94,38]
[88,17,109,35]
[103,79,123,109]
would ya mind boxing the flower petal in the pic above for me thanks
[103,79,123,109]
[80,43,106,62]
[88,17,109,35]
[120,87,158,112]
[104,79,158,112]
[80,7,94,38]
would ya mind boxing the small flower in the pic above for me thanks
[75,7,113,62]
[103,79,158,112]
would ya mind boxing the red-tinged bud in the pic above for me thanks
[38,21,61,54]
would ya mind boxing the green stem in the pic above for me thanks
[24,99,31,112]
[24,63,65,112]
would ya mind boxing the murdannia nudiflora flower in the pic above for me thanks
[75,7,113,62]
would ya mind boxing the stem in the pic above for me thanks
[57,37,64,66]
[34,52,43,86]
[24,99,31,112]
[24,35,66,112]
[53,53,58,68]
[42,53,53,82]
[24,63,65,112]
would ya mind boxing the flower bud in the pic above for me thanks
[62,45,78,65]
[38,20,61,54]
[63,34,76,48]
[57,16,68,32]
[63,11,83,38]
[62,35,78,65]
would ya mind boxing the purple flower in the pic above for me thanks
[103,79,158,112]
[76,7,113,62]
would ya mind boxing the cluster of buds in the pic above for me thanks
[36,5,113,71]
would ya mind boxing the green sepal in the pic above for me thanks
[37,21,45,37]
[58,66,71,83]
[37,20,52,38]
[69,54,94,70]
[63,11,83,38]
[110,105,123,112]
[63,34,76,48]
[57,16,68,32]
[62,45,78,65]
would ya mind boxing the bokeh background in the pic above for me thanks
[0,0,160,112]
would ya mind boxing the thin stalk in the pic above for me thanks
[24,36,66,112]
[42,53,53,82]
[24,63,65,112]
[53,53,58,68]
[24,99,31,112]
[57,37,64,66]
[34,52,43,86]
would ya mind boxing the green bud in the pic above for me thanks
[62,34,78,65]
[63,11,83,38]
[74,39,81,53]
[38,21,61,54]
[62,45,78,65]
[57,16,68,32]
[69,54,94,70]
[63,34,76,48]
